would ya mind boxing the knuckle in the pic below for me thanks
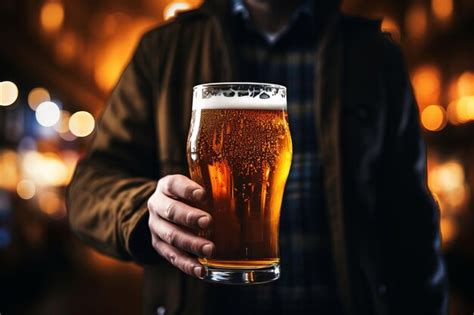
[164,229,177,246]
[151,238,164,257]
[183,262,195,275]
[164,201,177,220]
[189,240,202,254]
[163,176,175,193]
[184,185,195,200]
[158,175,172,192]
[185,210,196,226]
[157,177,165,191]
[167,252,176,265]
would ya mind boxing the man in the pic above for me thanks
[67,0,448,314]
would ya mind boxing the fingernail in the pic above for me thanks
[202,244,213,257]
[197,216,210,229]
[192,189,205,201]
[194,266,204,279]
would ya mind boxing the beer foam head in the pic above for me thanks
[193,82,287,110]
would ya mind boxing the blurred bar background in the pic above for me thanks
[0,0,473,314]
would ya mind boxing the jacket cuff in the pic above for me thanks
[124,184,163,264]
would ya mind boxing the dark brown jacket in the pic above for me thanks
[67,1,448,314]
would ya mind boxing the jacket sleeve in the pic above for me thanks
[379,40,448,314]
[67,34,162,264]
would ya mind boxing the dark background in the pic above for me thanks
[1,0,473,314]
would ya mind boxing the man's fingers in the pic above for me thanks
[149,213,214,258]
[157,175,205,201]
[148,193,212,230]
[151,235,204,278]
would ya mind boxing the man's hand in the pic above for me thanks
[147,175,214,278]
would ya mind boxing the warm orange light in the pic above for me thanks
[411,65,441,107]
[93,16,157,91]
[164,1,192,20]
[421,105,446,131]
[440,217,457,245]
[38,190,64,218]
[0,150,19,191]
[28,87,50,110]
[447,100,459,124]
[443,184,467,212]
[17,179,36,200]
[56,32,77,63]
[22,151,69,187]
[428,160,464,193]
[94,49,125,91]
[405,5,427,39]
[428,160,468,217]
[381,17,401,42]
[457,71,474,98]
[447,79,458,102]
[40,2,65,33]
[456,96,474,123]
[54,110,71,133]
[69,111,95,137]
[62,150,79,184]
[432,0,453,21]
[0,81,19,106]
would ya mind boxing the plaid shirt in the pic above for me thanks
[204,1,342,314]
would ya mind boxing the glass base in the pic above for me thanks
[202,264,280,285]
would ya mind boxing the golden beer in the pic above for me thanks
[187,83,292,284]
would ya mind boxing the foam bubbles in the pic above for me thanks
[193,82,287,110]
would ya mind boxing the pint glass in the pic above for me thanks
[187,83,292,284]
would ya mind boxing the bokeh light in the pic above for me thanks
[28,87,51,110]
[163,1,191,20]
[62,150,79,183]
[59,131,77,141]
[381,17,401,42]
[428,159,467,218]
[0,81,19,106]
[0,150,20,191]
[456,96,474,123]
[22,151,69,187]
[36,101,61,127]
[69,111,95,137]
[93,17,156,91]
[94,43,128,91]
[40,1,65,33]
[38,190,65,218]
[440,217,457,245]
[54,110,71,133]
[457,71,474,97]
[16,179,36,200]
[429,160,465,193]
[432,0,453,21]
[411,65,441,107]
[55,32,78,63]
[405,5,427,39]
[421,105,447,131]
[447,100,459,124]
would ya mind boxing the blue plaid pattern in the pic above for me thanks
[203,1,342,314]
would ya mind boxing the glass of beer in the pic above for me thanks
[187,82,292,284]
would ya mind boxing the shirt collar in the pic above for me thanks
[232,0,314,17]
[231,0,314,45]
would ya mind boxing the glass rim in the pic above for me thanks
[193,82,286,91]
